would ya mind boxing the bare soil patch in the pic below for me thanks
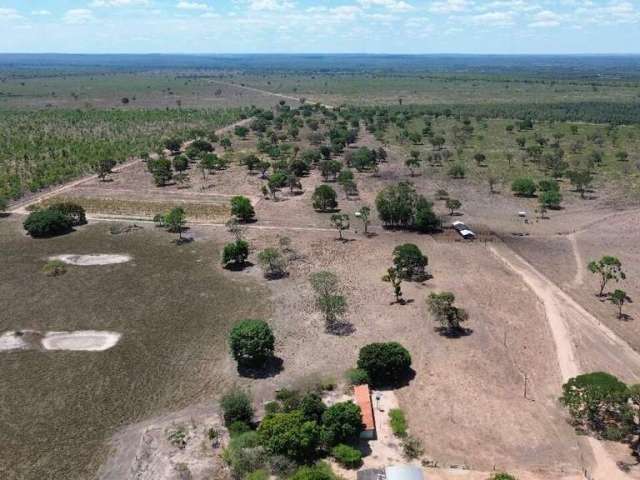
[50,254,132,266]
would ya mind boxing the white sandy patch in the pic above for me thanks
[41,331,121,351]
[50,254,132,266]
[0,332,29,351]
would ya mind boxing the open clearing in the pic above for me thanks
[40,331,122,351]
[50,254,132,266]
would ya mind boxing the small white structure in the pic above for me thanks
[385,465,424,480]
[518,211,527,218]
[451,221,468,232]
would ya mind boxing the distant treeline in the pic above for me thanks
[345,101,640,125]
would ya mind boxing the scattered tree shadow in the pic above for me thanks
[449,212,464,217]
[334,238,356,244]
[238,218,258,224]
[619,313,634,322]
[98,178,115,183]
[264,271,290,281]
[237,356,284,379]
[174,236,194,246]
[373,368,416,389]
[364,232,378,238]
[326,320,356,336]
[434,327,474,338]
[0,212,10,219]
[224,261,255,272]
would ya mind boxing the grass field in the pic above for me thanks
[0,218,270,480]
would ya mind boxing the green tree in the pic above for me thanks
[393,244,428,281]
[257,411,320,462]
[94,157,116,181]
[405,155,421,177]
[427,291,469,336]
[357,342,412,387]
[382,267,403,304]
[231,196,255,222]
[229,319,275,368]
[608,289,631,319]
[445,198,462,216]
[567,169,593,198]
[299,393,327,423]
[319,160,342,182]
[375,182,417,228]
[172,155,189,173]
[414,196,440,233]
[164,207,187,240]
[330,214,350,241]
[0,196,7,213]
[149,158,173,187]
[588,256,625,297]
[447,163,466,179]
[312,185,338,212]
[511,177,537,197]
[23,209,72,238]
[356,206,371,234]
[222,240,250,268]
[539,190,562,210]
[47,202,87,226]
[321,401,363,446]
[489,474,517,480]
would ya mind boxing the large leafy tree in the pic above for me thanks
[357,342,412,387]
[588,256,625,297]
[321,402,363,447]
[229,319,275,368]
[258,411,320,462]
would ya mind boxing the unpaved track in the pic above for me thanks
[209,80,335,109]
[489,241,640,480]
[568,233,585,287]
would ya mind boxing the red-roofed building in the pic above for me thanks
[354,384,376,440]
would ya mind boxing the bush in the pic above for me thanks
[42,259,67,277]
[511,177,537,197]
[331,444,363,469]
[312,185,338,212]
[289,462,337,480]
[257,411,320,462]
[0,195,7,212]
[231,196,255,222]
[489,474,517,480]
[229,319,275,368]
[357,342,412,387]
[299,392,326,423]
[257,248,287,279]
[221,390,254,426]
[268,455,297,477]
[539,190,562,209]
[401,434,424,459]
[222,240,249,267]
[223,431,267,480]
[448,163,466,179]
[228,420,252,436]
[23,209,72,238]
[321,401,364,447]
[389,409,407,437]
[345,368,370,386]
[47,202,87,226]
[246,470,268,480]
[393,244,428,281]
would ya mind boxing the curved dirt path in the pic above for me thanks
[568,233,585,287]
[489,242,640,480]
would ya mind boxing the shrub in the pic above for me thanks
[231,196,255,222]
[229,319,275,368]
[321,401,364,447]
[489,474,517,480]
[448,163,466,179]
[228,420,252,436]
[289,462,337,480]
[0,195,8,212]
[257,248,287,279]
[312,185,338,212]
[401,434,424,459]
[42,259,67,277]
[222,240,249,267]
[357,342,412,387]
[539,190,562,209]
[511,177,537,197]
[23,209,72,238]
[149,157,173,186]
[345,368,370,386]
[331,444,363,469]
[220,390,254,426]
[246,470,268,480]
[223,431,267,480]
[268,455,297,477]
[257,411,320,462]
[389,409,407,437]
[393,244,428,281]
[47,202,87,226]
[538,178,559,192]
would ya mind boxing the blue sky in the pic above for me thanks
[1,0,639,53]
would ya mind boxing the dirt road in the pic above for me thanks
[489,242,640,480]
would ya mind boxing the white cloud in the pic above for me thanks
[529,10,561,28]
[63,9,95,24]
[31,10,52,16]
[429,0,471,14]
[248,0,295,11]
[177,1,211,11]
[470,11,514,26]
[358,0,414,12]
[0,8,22,20]
[91,0,149,6]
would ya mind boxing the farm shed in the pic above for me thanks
[354,384,376,439]
[385,465,425,480]
[452,221,475,239]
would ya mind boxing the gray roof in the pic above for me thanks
[385,465,424,480]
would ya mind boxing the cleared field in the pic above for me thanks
[0,218,270,480]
